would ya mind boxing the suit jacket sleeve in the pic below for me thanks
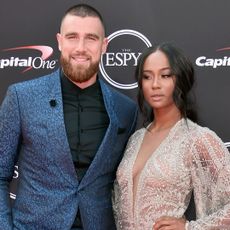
[0,85,21,229]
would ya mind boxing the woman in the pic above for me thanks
[113,43,230,229]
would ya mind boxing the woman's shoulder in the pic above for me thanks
[185,119,222,140]
[185,119,228,156]
[128,126,147,142]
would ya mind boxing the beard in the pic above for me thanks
[60,54,100,83]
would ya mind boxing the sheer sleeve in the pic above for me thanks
[187,128,230,229]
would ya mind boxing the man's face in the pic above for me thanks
[57,15,108,83]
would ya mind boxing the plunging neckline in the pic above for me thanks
[131,118,184,220]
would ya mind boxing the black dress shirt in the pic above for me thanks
[61,72,110,229]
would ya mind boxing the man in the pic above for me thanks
[0,4,138,230]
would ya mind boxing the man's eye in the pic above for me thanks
[87,35,98,41]
[67,36,76,40]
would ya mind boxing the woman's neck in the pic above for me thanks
[151,107,182,132]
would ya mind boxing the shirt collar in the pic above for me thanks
[60,70,101,96]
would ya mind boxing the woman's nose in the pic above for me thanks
[151,76,160,88]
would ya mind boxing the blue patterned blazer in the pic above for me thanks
[0,69,138,230]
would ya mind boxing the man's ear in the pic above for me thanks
[56,33,62,51]
[102,37,108,54]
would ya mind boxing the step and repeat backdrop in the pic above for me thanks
[1,0,230,208]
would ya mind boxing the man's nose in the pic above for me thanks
[75,39,86,52]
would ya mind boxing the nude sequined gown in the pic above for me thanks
[113,119,230,229]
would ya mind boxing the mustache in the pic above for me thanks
[73,51,90,57]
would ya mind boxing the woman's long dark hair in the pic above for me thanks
[136,42,197,126]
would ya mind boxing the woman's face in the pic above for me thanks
[141,50,177,111]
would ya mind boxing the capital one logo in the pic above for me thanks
[196,46,230,68]
[100,29,152,89]
[0,45,57,73]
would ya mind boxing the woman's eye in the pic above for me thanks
[162,74,173,78]
[142,74,151,80]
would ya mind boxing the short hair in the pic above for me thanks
[61,4,106,34]
[136,42,197,126]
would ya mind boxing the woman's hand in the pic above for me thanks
[153,216,187,230]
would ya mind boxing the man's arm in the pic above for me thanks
[0,85,22,228]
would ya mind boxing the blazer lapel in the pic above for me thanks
[46,69,78,186]
[78,80,120,189]
[46,74,121,188]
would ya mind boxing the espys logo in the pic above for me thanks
[225,142,230,150]
[0,45,57,73]
[196,46,230,68]
[99,29,152,89]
